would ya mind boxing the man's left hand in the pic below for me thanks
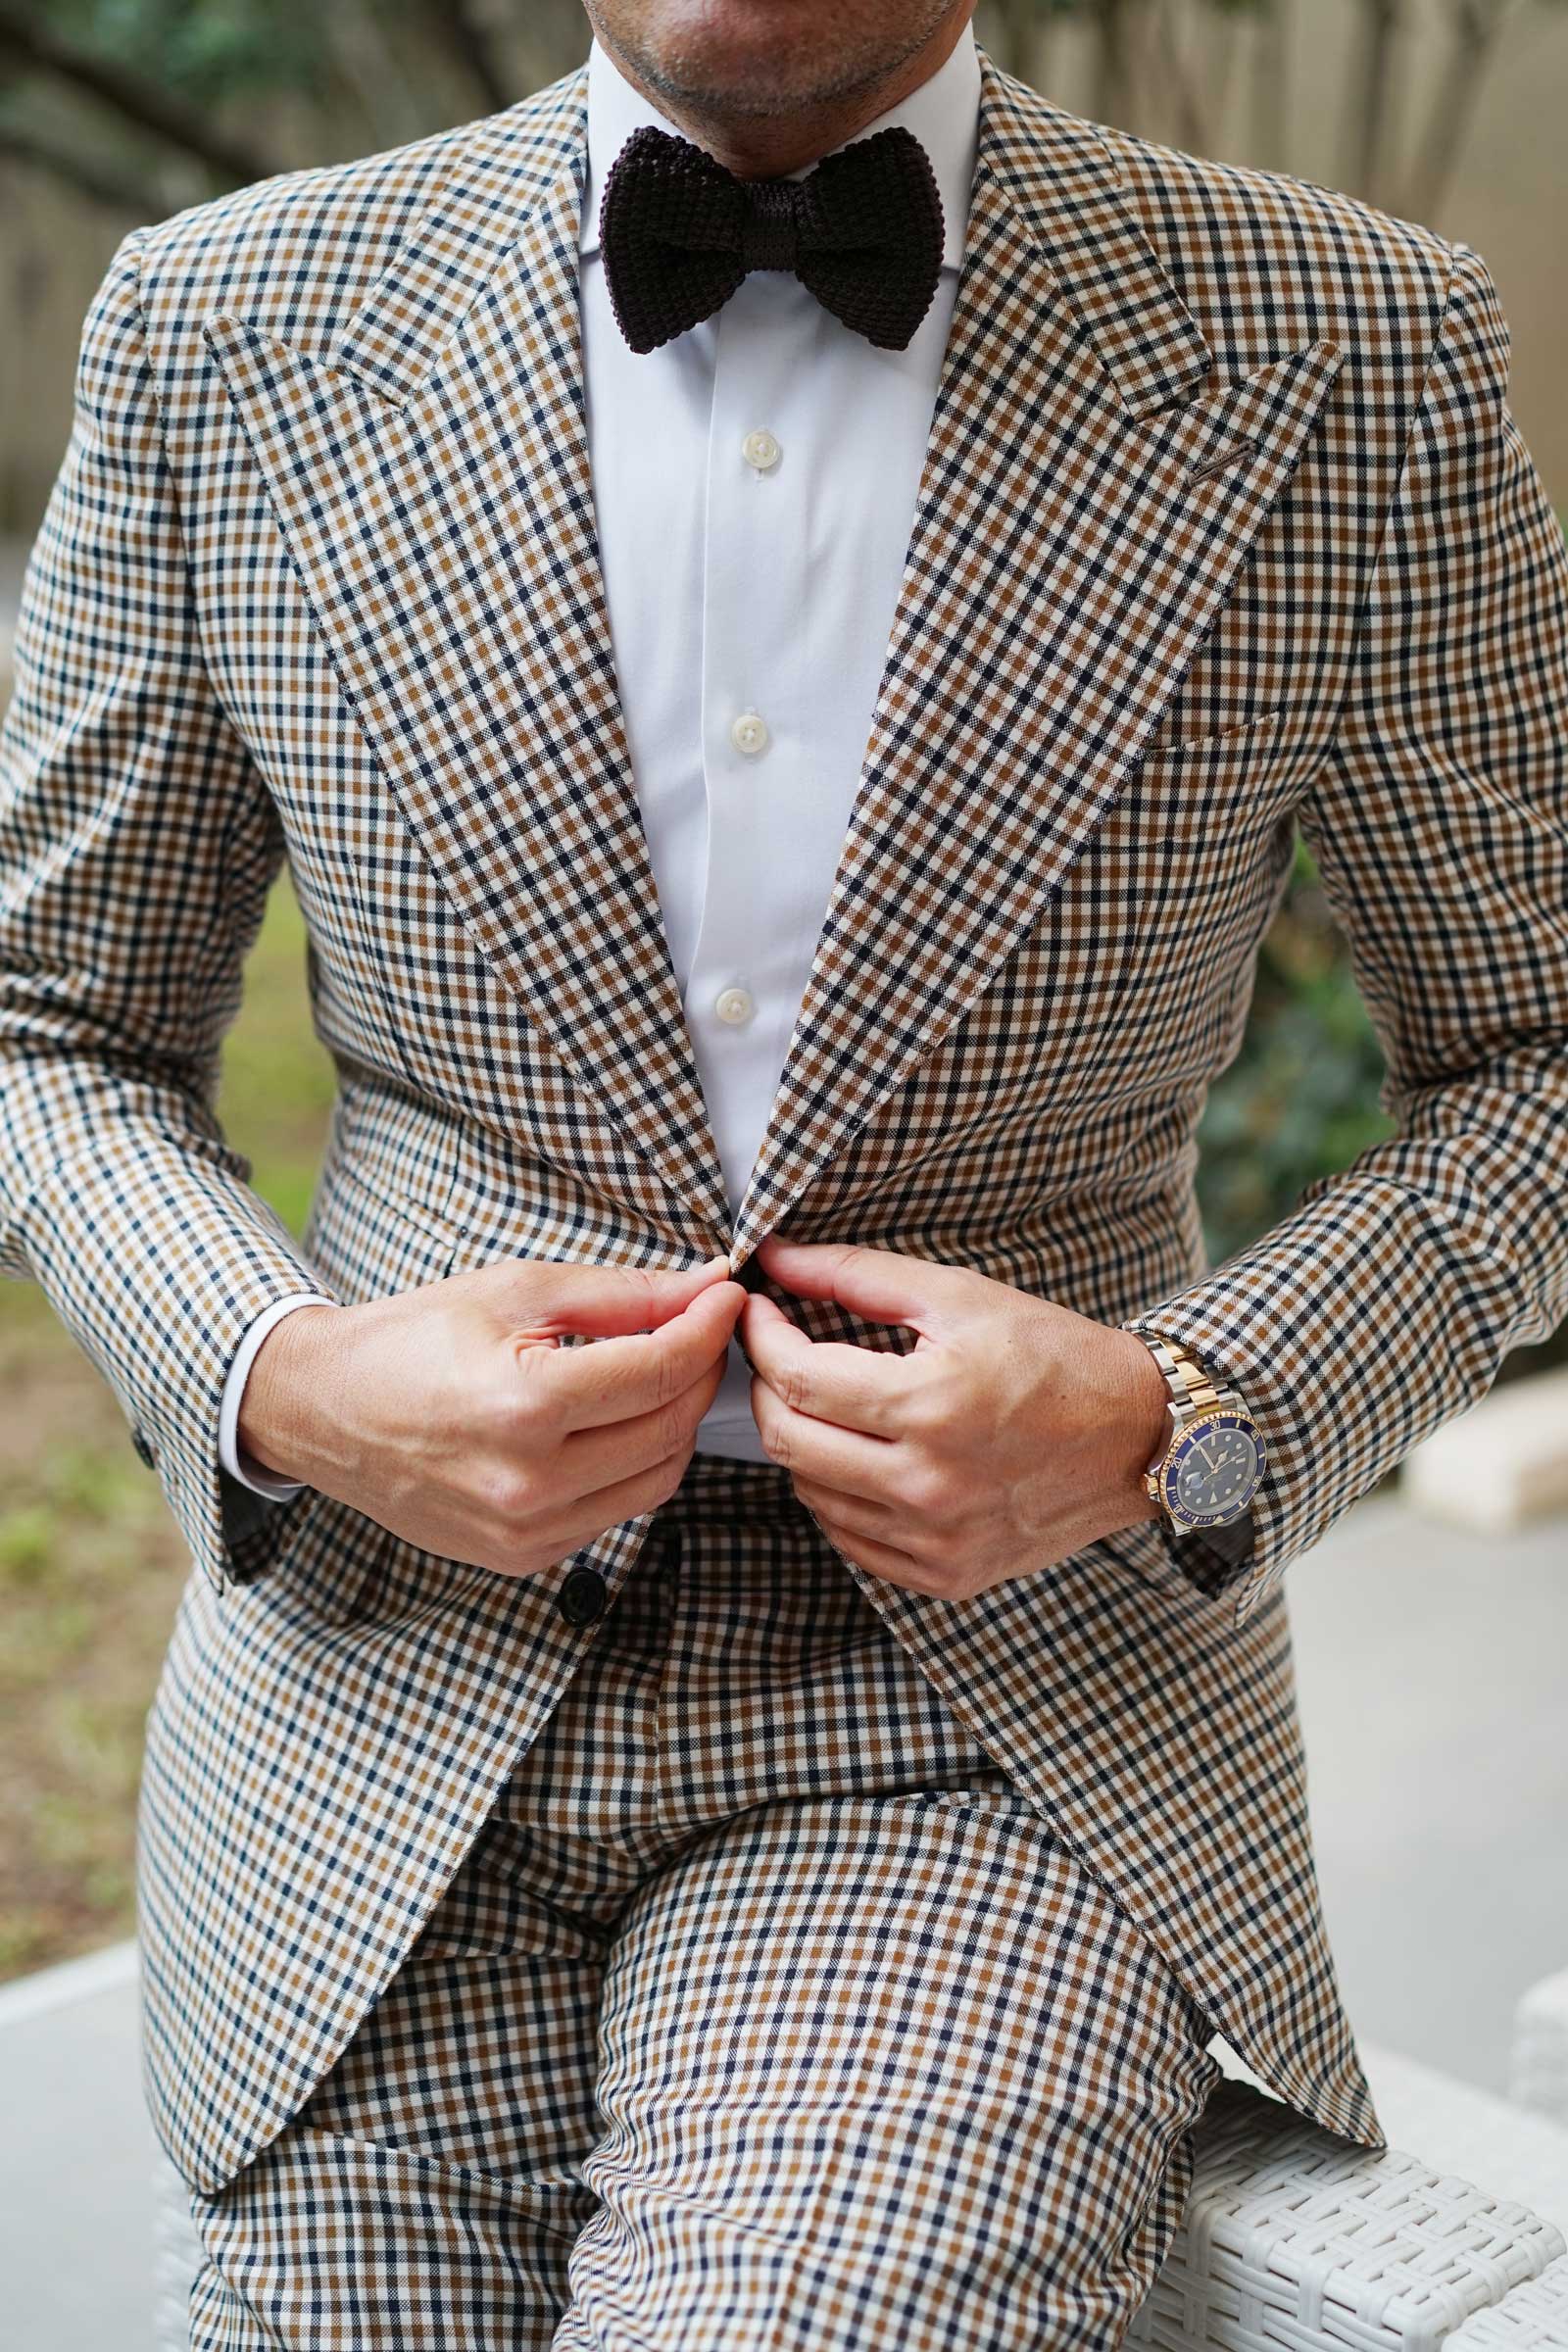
[742,1235,1171,1598]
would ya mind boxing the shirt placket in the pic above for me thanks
[686,274,819,1222]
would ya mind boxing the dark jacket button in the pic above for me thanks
[131,1426,156,1470]
[558,1566,608,1626]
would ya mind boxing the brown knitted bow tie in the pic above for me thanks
[597,122,946,355]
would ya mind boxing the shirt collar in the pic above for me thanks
[578,21,980,271]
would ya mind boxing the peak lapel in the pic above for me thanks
[202,68,732,1232]
[727,53,1343,1270]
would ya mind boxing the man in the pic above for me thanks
[2,0,1564,2338]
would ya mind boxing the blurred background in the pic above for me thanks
[0,0,1565,2121]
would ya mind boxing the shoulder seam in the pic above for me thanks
[1361,232,1467,593]
[1311,233,1466,771]
[124,224,199,579]
[1101,117,1454,274]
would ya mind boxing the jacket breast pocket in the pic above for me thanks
[951,703,1304,1127]
[1128,703,1291,808]
[1114,704,1302,943]
[1012,703,1301,961]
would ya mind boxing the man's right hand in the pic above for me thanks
[236,1254,745,1578]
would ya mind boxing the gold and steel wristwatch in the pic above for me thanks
[1136,1334,1265,1533]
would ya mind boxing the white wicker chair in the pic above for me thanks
[1124,2076,1566,2351]
[153,1998,1568,2350]
[1445,2259,1568,2347]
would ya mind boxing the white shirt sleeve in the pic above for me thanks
[219,1293,339,1498]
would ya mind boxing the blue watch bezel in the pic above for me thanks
[1158,1408,1266,1529]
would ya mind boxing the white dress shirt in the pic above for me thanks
[220,24,983,1497]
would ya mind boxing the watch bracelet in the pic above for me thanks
[1143,1332,1227,1419]
[1135,1332,1262,1528]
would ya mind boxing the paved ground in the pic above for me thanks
[1290,1491,1568,2093]
[3,1488,1565,2344]
[0,1947,158,2351]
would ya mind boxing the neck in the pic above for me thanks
[591,9,973,181]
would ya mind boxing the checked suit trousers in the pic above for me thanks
[186,1456,1224,2350]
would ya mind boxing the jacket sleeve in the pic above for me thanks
[0,227,345,1595]
[1124,237,1568,1629]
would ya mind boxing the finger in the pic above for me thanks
[536,1442,699,1564]
[547,1279,746,1431]
[740,1294,914,1437]
[749,1371,905,1501]
[506,1253,734,1341]
[805,1510,937,1593]
[787,1472,904,1543]
[753,1236,976,1339]
[563,1340,730,1490]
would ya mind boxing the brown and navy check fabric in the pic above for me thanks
[1,34,1565,2209]
[186,1459,1222,2349]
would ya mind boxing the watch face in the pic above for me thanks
[1163,1412,1264,1526]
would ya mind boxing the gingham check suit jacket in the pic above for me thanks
[2,43,1565,2193]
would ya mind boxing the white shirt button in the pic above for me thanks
[713,986,756,1027]
[742,428,781,471]
[729,710,769,757]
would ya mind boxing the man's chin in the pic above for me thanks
[590,1,921,121]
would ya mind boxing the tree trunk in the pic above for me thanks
[1403,0,1516,222]
[0,122,167,216]
[1251,0,1291,172]
[322,0,432,147]
[1154,0,1208,150]
[977,0,1042,79]
[414,0,516,113]
[1091,0,1121,121]
[1345,0,1402,204]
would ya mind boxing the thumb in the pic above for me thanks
[753,1237,973,1340]
[506,1253,735,1341]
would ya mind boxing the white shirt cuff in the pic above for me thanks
[219,1293,338,1497]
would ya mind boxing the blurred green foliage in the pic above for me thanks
[1199,836,1392,1262]
[215,873,339,1232]
[0,1343,191,1978]
[46,0,322,102]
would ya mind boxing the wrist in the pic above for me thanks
[1106,1326,1172,1526]
[236,1302,343,1486]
